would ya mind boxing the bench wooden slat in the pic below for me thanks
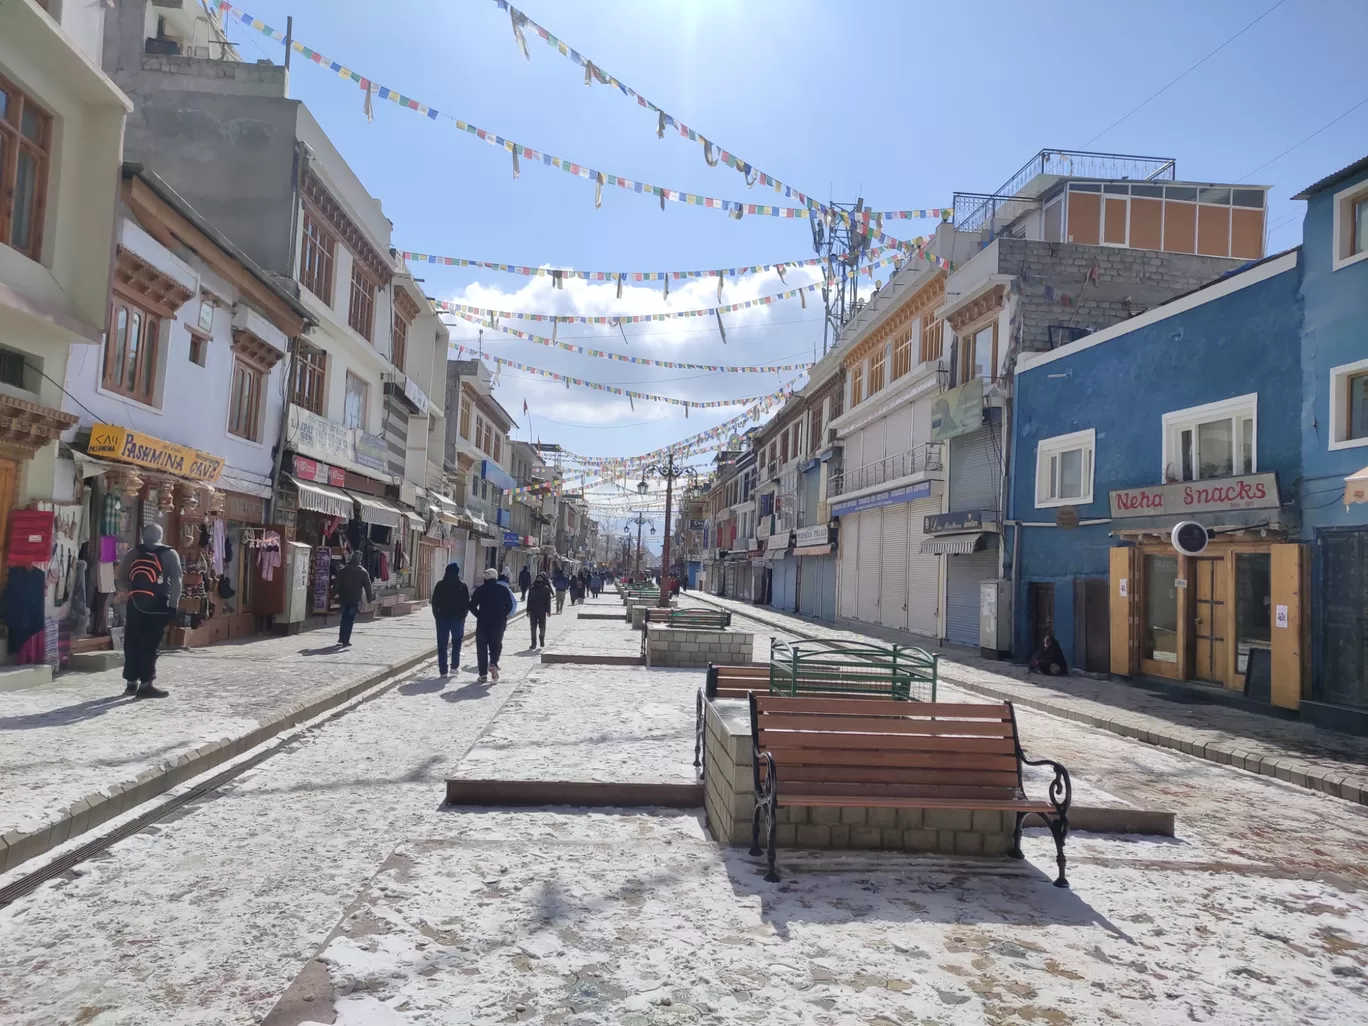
[757,713,1017,738]
[756,696,1010,719]
[759,731,1018,756]
[773,782,1023,801]
[759,746,1019,771]
[769,764,1022,787]
[781,795,1053,812]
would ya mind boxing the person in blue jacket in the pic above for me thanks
[470,568,514,683]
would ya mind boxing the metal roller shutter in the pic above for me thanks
[863,417,886,465]
[884,404,914,460]
[773,558,797,612]
[856,508,882,623]
[945,544,999,647]
[905,495,942,638]
[879,504,909,631]
[949,422,1001,514]
[799,555,820,616]
[820,555,837,622]
[838,515,859,619]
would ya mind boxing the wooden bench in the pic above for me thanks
[748,693,1072,887]
[642,607,731,631]
[771,637,937,703]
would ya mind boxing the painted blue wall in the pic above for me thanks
[1008,260,1305,665]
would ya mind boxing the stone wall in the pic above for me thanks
[643,626,753,668]
[626,598,675,625]
[701,698,1015,855]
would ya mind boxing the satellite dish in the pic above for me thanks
[1171,521,1210,557]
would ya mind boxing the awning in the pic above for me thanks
[285,475,354,519]
[764,546,791,563]
[794,544,832,557]
[1346,466,1368,507]
[347,491,403,528]
[467,511,489,534]
[920,532,992,556]
[402,511,426,530]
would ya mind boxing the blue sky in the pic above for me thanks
[219,0,1367,536]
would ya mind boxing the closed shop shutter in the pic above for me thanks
[800,555,820,616]
[844,431,863,476]
[949,422,1001,514]
[905,494,942,638]
[879,504,909,631]
[802,467,820,521]
[856,508,882,623]
[773,558,797,611]
[863,417,886,465]
[946,543,999,647]
[838,515,859,618]
[820,555,837,622]
[884,404,913,461]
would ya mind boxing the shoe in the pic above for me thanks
[490,666,500,682]
[340,641,352,648]
[477,675,488,684]
[135,683,169,699]
[123,681,138,696]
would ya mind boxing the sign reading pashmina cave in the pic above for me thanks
[87,424,225,483]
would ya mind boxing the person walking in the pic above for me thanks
[589,571,602,599]
[552,567,570,613]
[117,523,183,698]
[430,561,470,677]
[470,567,514,683]
[526,572,552,650]
[333,551,373,648]
[517,564,531,601]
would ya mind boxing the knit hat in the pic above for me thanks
[484,568,498,579]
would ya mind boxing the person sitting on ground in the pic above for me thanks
[1027,633,1069,676]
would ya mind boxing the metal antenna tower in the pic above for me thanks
[811,198,872,356]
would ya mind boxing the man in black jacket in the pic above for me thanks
[526,572,553,650]
[469,567,514,683]
[517,564,531,601]
[430,561,470,677]
[332,551,373,648]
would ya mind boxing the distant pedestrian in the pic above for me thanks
[470,567,514,683]
[589,572,602,598]
[517,565,531,600]
[333,551,374,648]
[499,569,519,615]
[552,568,570,613]
[117,524,182,698]
[430,561,470,677]
[527,572,552,650]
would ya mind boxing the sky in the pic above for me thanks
[214,0,1368,539]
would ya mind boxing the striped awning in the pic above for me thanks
[920,532,991,556]
[285,475,353,519]
[402,511,426,530]
[347,491,403,528]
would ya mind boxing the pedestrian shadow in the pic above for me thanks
[0,694,133,730]
[298,644,343,656]
[441,680,493,703]
[398,677,447,696]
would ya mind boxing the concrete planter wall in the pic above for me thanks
[642,626,752,668]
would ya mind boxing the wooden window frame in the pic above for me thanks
[961,321,998,384]
[920,316,943,365]
[227,355,266,442]
[187,329,210,367]
[849,363,864,407]
[868,348,886,395]
[299,208,336,305]
[348,263,377,342]
[103,295,161,405]
[891,326,912,380]
[391,309,409,373]
[0,74,53,262]
[291,338,327,415]
[344,371,369,430]
[459,396,472,440]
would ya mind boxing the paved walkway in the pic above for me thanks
[683,592,1368,808]
[0,612,442,874]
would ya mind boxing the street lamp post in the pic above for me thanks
[625,512,653,577]
[639,451,698,607]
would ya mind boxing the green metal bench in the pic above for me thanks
[642,607,731,631]
[768,637,937,703]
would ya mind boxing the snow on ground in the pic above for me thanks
[456,663,699,784]
[0,615,438,839]
[539,612,638,656]
[310,810,1368,1026]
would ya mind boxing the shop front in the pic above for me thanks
[834,481,941,637]
[795,523,837,622]
[921,510,999,648]
[766,531,797,613]
[1106,474,1306,708]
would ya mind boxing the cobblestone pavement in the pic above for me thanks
[683,593,1368,807]
[0,613,440,845]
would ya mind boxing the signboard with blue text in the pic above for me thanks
[830,481,933,517]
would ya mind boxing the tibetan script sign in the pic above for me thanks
[1108,473,1279,519]
[88,424,224,483]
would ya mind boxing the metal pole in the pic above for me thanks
[283,17,293,96]
[635,516,643,577]
[658,456,675,608]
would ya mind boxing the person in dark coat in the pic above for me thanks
[332,551,374,648]
[526,572,553,650]
[517,565,532,600]
[469,567,514,683]
[552,568,570,613]
[116,523,184,698]
[430,562,470,677]
[1027,633,1069,676]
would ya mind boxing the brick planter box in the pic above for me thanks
[701,698,1014,855]
[642,625,752,668]
[626,597,675,624]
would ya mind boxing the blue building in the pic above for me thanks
[1009,250,1306,704]
[1292,156,1368,730]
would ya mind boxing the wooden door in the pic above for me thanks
[1029,582,1054,656]
[1075,577,1112,673]
[1192,557,1227,683]
[0,459,18,579]
[1109,547,1138,676]
[1270,543,1306,710]
[1320,531,1367,710]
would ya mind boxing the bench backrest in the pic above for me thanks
[706,662,769,699]
[770,637,937,702]
[749,693,1024,801]
[646,608,730,629]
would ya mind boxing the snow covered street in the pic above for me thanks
[1,590,1367,1025]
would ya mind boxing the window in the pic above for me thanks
[780,431,789,465]
[348,265,377,341]
[810,405,823,454]
[1329,358,1368,450]
[868,349,886,395]
[344,371,368,430]
[1162,394,1257,482]
[392,309,409,372]
[920,316,943,364]
[961,322,997,383]
[849,363,864,407]
[892,328,912,380]
[104,298,160,404]
[188,334,208,367]
[228,358,265,441]
[768,441,777,468]
[459,395,472,440]
[291,339,327,414]
[1034,429,1096,508]
[1356,196,1368,257]
[299,210,336,304]
[494,435,502,463]
[0,75,53,261]
[1332,180,1368,271]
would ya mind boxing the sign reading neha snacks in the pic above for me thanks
[924,510,983,535]
[88,424,224,483]
[830,480,932,517]
[1109,473,1280,519]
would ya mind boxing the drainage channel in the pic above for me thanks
[0,652,440,911]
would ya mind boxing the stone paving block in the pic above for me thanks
[925,808,973,831]
[839,806,867,826]
[936,830,957,853]
[868,807,898,828]
[775,824,796,847]
[850,826,882,847]
[795,824,830,848]
[954,832,985,855]
[896,807,924,829]
[901,828,938,851]
[882,828,904,850]
[828,824,851,848]
[810,805,841,825]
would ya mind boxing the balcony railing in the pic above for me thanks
[827,443,943,498]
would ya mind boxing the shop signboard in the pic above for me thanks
[794,524,832,547]
[503,531,520,547]
[354,431,388,471]
[1108,473,1280,519]
[924,510,983,535]
[402,375,431,415]
[223,492,266,523]
[292,456,345,487]
[312,547,333,614]
[290,406,356,467]
[87,424,225,483]
[831,480,932,517]
[688,519,706,530]
[929,377,985,442]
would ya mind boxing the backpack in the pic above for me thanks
[129,545,172,615]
